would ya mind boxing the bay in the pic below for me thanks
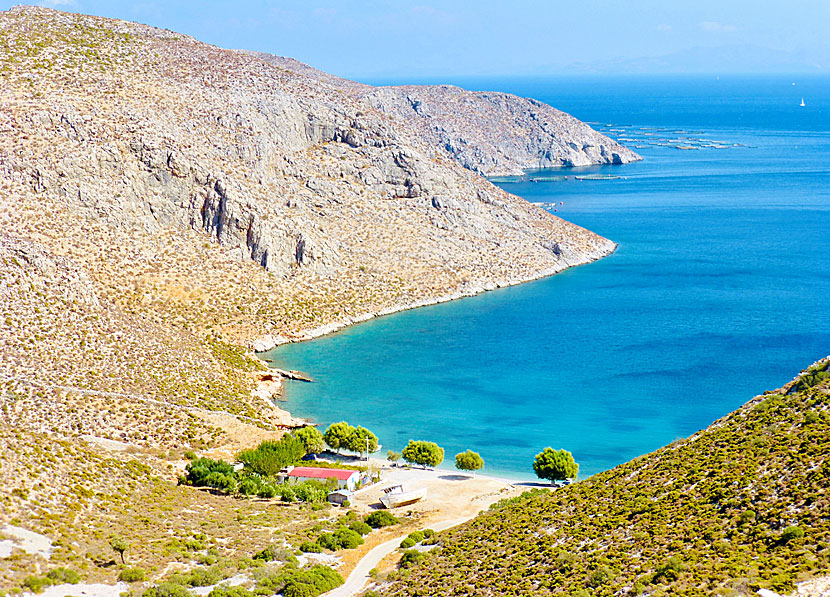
[263,76,830,480]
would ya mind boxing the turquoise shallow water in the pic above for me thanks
[263,76,830,480]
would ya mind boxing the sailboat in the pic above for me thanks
[800,98,806,107]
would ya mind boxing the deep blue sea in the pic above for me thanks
[264,76,830,480]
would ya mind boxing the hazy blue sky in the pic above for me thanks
[5,1,829,77]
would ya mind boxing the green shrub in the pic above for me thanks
[336,528,365,550]
[408,531,425,543]
[316,527,364,551]
[293,482,329,504]
[349,521,372,536]
[278,565,344,597]
[780,526,804,544]
[804,410,820,424]
[652,557,685,583]
[45,568,80,584]
[399,550,426,569]
[586,566,614,588]
[279,486,297,502]
[186,565,227,587]
[365,511,399,528]
[318,533,338,551]
[300,541,322,553]
[237,477,261,496]
[207,587,255,597]
[738,510,757,526]
[142,582,192,597]
[254,545,293,562]
[399,538,415,549]
[257,483,277,499]
[118,568,146,582]
[22,576,52,594]
[183,458,236,489]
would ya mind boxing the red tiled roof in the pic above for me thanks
[287,467,357,481]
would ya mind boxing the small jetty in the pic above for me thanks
[271,368,314,382]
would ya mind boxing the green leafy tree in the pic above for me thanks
[455,450,485,477]
[323,422,356,453]
[346,426,379,456]
[296,426,326,455]
[402,440,444,469]
[237,435,306,476]
[387,450,401,466]
[183,458,235,488]
[532,447,578,484]
[109,536,129,565]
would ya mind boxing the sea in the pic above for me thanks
[263,75,830,480]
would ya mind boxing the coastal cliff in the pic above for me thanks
[250,53,641,176]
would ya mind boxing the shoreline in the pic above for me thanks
[246,243,617,467]
[249,241,617,353]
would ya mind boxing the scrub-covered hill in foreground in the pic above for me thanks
[381,359,830,597]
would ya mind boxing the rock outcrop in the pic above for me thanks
[251,54,641,176]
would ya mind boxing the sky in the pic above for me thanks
[4,0,830,78]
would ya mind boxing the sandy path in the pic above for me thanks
[324,516,472,597]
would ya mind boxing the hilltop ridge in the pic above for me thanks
[251,52,640,176]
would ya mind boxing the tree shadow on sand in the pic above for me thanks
[438,474,472,481]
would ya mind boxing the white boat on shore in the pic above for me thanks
[379,484,427,508]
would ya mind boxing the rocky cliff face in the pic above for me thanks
[251,54,641,176]
[1,6,621,349]
[360,85,640,175]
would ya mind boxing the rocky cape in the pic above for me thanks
[249,52,641,176]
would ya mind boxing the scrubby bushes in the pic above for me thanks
[142,582,191,597]
[207,587,254,597]
[349,521,372,536]
[299,541,323,553]
[253,564,342,597]
[399,550,426,569]
[182,458,237,491]
[282,565,343,597]
[22,568,81,593]
[399,529,433,549]
[118,567,146,582]
[318,527,364,551]
[254,545,295,563]
[365,511,399,528]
